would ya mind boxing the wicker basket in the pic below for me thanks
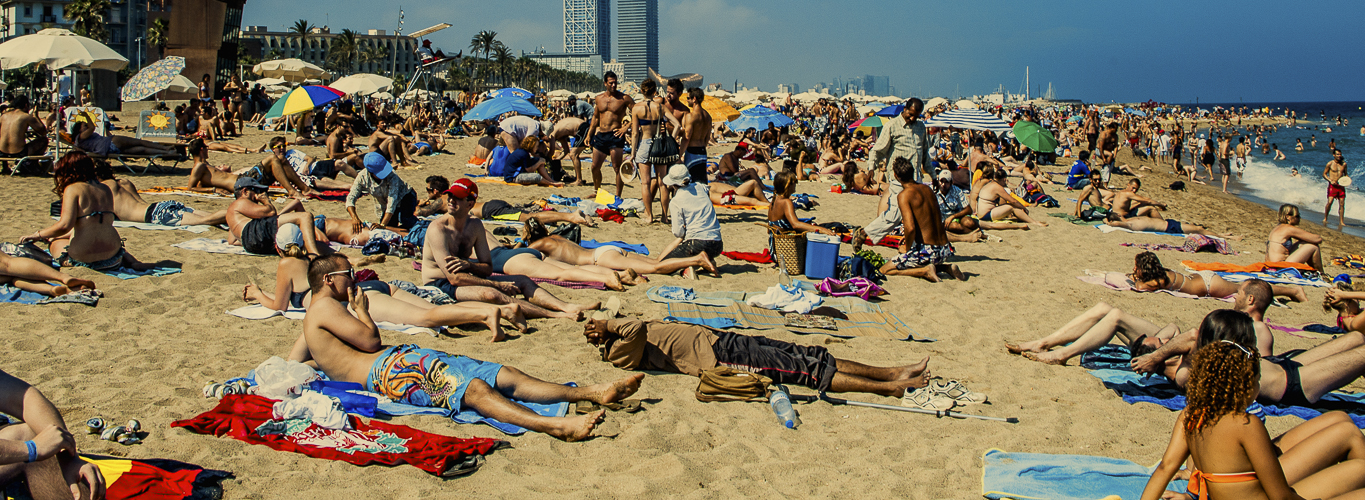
[768,227,807,276]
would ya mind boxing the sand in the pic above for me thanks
[4,117,1363,499]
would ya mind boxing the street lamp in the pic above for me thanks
[134,36,142,69]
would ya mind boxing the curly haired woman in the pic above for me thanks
[1128,251,1306,302]
[1140,310,1365,500]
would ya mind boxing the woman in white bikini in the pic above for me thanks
[1129,251,1306,302]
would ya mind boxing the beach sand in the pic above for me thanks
[4,117,1362,498]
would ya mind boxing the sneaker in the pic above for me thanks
[902,387,956,411]
[927,379,988,405]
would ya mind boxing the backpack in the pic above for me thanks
[695,366,771,402]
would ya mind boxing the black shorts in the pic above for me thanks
[663,239,723,261]
[480,200,517,219]
[1218,158,1231,175]
[392,191,419,230]
[590,131,626,153]
[241,216,278,255]
[309,159,339,179]
[1266,351,1310,406]
[712,331,837,392]
[424,279,459,302]
[1086,134,1098,150]
[573,121,592,143]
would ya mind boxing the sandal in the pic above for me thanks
[575,399,643,414]
[902,387,956,411]
[927,379,988,405]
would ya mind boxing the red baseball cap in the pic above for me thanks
[442,178,478,200]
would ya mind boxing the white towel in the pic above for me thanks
[52,216,214,234]
[173,238,255,255]
[226,304,438,336]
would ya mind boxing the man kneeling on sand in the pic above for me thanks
[879,156,965,282]
[290,254,642,441]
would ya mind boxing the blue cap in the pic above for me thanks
[1334,273,1352,285]
[363,152,393,180]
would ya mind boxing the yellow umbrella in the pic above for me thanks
[739,103,759,111]
[698,95,740,122]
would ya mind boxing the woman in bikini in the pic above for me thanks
[840,161,882,195]
[972,167,1046,229]
[1140,310,1365,500]
[1129,251,1306,302]
[630,79,676,224]
[708,178,769,207]
[242,228,526,343]
[21,152,155,271]
[520,218,716,279]
[1267,204,1325,273]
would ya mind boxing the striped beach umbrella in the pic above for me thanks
[848,115,888,136]
[263,85,345,119]
[119,56,185,101]
[727,105,793,131]
[923,109,1013,133]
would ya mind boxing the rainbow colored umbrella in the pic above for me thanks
[119,56,185,102]
[848,115,888,135]
[264,85,345,119]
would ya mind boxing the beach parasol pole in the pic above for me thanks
[790,392,1019,423]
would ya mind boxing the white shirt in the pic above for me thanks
[499,116,540,142]
[669,183,721,241]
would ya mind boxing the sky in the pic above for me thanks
[243,0,1365,103]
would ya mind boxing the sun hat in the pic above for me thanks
[662,164,691,187]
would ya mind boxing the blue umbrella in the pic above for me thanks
[875,104,903,117]
[726,106,793,131]
[464,96,543,121]
[1124,107,1147,117]
[487,87,533,100]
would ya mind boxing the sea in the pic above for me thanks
[1173,101,1365,239]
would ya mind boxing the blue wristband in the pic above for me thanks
[25,440,36,462]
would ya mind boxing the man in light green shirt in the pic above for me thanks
[861,98,929,242]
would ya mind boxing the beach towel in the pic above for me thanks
[1331,254,1365,270]
[51,216,216,234]
[1084,362,1365,428]
[98,265,181,280]
[81,455,230,500]
[1075,272,1234,302]
[173,238,343,256]
[138,187,231,199]
[714,204,768,210]
[1095,223,1185,238]
[580,239,649,255]
[839,233,902,249]
[722,249,776,264]
[981,448,1187,500]
[1048,212,1095,225]
[171,394,499,476]
[663,301,932,341]
[1180,260,1316,273]
[406,262,608,290]
[1121,234,1236,256]
[1268,322,1348,338]
[646,284,884,312]
[225,304,439,336]
[305,380,572,436]
[0,284,100,306]
[1212,268,1329,288]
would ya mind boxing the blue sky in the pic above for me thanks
[244,0,1364,103]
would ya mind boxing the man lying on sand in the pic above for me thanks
[1007,279,1274,366]
[584,317,947,399]
[521,217,717,279]
[226,176,323,255]
[94,160,227,227]
[416,176,595,226]
[186,139,242,194]
[1103,211,1240,239]
[421,179,598,319]
[289,254,642,441]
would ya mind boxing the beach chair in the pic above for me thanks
[63,107,185,174]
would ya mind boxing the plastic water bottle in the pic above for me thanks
[769,385,799,429]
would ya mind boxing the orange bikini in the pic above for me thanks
[1187,469,1258,499]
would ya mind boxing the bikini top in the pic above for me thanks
[638,101,659,126]
[1187,469,1257,499]
[79,210,112,221]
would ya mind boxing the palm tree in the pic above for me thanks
[492,43,511,87]
[468,30,498,87]
[64,0,111,41]
[146,18,169,60]
[289,19,314,59]
[358,44,388,74]
[326,29,359,75]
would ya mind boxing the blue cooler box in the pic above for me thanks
[804,233,840,279]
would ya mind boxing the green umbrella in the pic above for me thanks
[1011,121,1058,153]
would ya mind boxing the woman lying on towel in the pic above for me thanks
[708,178,769,207]
[484,227,630,291]
[1140,310,1365,500]
[1268,204,1325,273]
[0,252,95,297]
[1105,211,1241,240]
[520,218,717,279]
[1129,251,1307,302]
[242,224,526,342]
[20,152,157,272]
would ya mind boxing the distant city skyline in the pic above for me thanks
[243,0,1365,103]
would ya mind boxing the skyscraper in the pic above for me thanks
[564,0,610,60]
[617,0,657,83]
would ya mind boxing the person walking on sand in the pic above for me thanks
[1323,148,1348,229]
[854,98,929,246]
[586,71,635,196]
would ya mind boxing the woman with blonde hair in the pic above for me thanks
[1267,204,1325,273]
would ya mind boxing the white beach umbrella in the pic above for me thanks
[955,99,979,109]
[923,108,1012,133]
[546,89,574,98]
[370,91,395,100]
[253,58,328,83]
[575,91,595,99]
[925,97,948,109]
[329,73,393,96]
[165,74,196,94]
[0,28,127,71]
[251,77,288,86]
[792,91,824,102]
[732,90,768,103]
[705,89,733,98]
[767,92,791,101]
[883,96,905,103]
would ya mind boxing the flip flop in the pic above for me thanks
[575,399,643,414]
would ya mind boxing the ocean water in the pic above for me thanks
[1176,101,1365,237]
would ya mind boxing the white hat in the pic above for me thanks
[275,223,304,252]
[662,164,691,187]
[936,169,953,181]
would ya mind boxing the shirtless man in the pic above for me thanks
[421,179,598,319]
[240,137,318,198]
[283,147,358,192]
[1216,134,1233,193]
[679,88,712,184]
[1235,136,1251,179]
[1094,122,1119,183]
[587,71,634,196]
[1323,148,1348,229]
[226,176,323,255]
[367,116,416,168]
[880,158,965,282]
[524,222,715,278]
[545,116,586,164]
[185,138,240,194]
[661,78,689,136]
[94,161,227,226]
[1110,178,1167,219]
[0,370,105,500]
[325,126,362,167]
[1009,280,1274,366]
[467,125,499,168]
[290,253,641,442]
[0,95,47,158]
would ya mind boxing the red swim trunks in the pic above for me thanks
[1329,184,1346,200]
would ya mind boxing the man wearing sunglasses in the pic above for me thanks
[294,254,642,442]
[421,178,599,320]
[239,136,318,198]
[227,176,324,256]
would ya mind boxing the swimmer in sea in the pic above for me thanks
[1274,145,1286,161]
[1290,167,1300,177]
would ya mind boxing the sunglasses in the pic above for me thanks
[325,269,355,281]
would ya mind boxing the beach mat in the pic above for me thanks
[97,265,181,280]
[981,448,1187,500]
[645,285,882,314]
[173,238,343,256]
[1096,224,1184,238]
[580,239,649,255]
[1268,322,1348,338]
[226,304,439,336]
[81,454,230,500]
[663,301,931,341]
[1076,272,1234,302]
[52,216,215,234]
[0,284,99,306]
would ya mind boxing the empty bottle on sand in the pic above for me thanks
[769,385,799,429]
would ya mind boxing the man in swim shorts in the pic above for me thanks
[291,253,642,442]
[1323,148,1348,229]
[679,88,712,184]
[241,137,318,198]
[94,160,228,227]
[859,98,929,246]
[1109,178,1167,219]
[226,176,323,255]
[880,155,964,282]
[584,317,939,397]
[588,71,634,197]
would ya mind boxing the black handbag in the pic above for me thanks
[645,103,680,163]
